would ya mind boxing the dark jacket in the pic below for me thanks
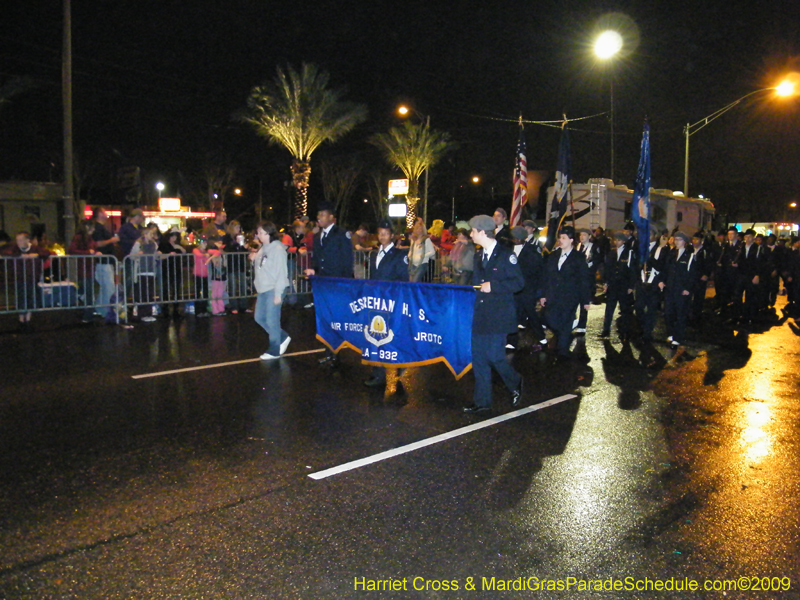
[737,243,765,281]
[577,241,602,278]
[640,242,669,286]
[542,247,591,308]
[472,243,525,334]
[312,224,354,278]
[603,244,639,290]
[369,245,408,282]
[515,243,544,298]
[494,225,514,248]
[661,247,699,296]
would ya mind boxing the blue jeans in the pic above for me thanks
[95,264,115,318]
[255,290,287,355]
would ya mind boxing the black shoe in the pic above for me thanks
[511,380,523,407]
[463,404,492,415]
[363,376,386,388]
[318,355,339,367]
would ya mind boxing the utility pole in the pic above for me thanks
[62,0,75,242]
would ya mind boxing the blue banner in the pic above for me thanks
[312,277,475,379]
[632,121,651,267]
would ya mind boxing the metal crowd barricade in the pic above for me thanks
[0,254,120,322]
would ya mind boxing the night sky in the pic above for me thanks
[2,0,799,225]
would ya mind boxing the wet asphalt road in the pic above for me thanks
[1,297,799,599]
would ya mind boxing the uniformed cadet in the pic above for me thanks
[601,232,639,339]
[509,226,546,350]
[363,220,409,388]
[464,215,524,414]
[635,230,668,342]
[733,228,766,324]
[541,226,592,360]
[689,231,713,323]
[305,202,354,367]
[575,228,602,334]
[659,231,698,347]
[716,226,741,315]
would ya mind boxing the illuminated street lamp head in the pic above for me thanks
[594,30,623,59]
[155,182,165,192]
[790,202,798,208]
[776,80,796,97]
[397,105,409,116]
[234,188,242,195]
[472,176,480,184]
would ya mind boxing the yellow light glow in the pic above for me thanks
[398,105,409,116]
[472,176,480,184]
[776,80,795,97]
[234,188,242,195]
[790,202,798,208]
[594,30,623,59]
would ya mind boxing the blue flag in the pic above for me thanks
[631,122,651,267]
[312,277,475,379]
[548,124,571,248]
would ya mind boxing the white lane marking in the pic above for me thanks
[131,348,326,379]
[308,394,578,480]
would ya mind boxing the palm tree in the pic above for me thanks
[241,63,367,219]
[370,121,452,228]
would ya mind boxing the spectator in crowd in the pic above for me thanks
[68,219,98,323]
[158,229,186,318]
[119,208,145,301]
[207,237,227,316]
[408,220,435,282]
[91,207,119,322]
[3,231,51,327]
[439,221,456,254]
[250,221,291,360]
[130,226,160,321]
[442,228,474,286]
[223,220,250,314]
[302,220,318,252]
[192,237,213,317]
[351,224,374,251]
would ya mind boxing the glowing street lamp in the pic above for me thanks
[594,30,622,181]
[471,176,481,184]
[155,182,165,198]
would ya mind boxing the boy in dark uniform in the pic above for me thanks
[635,230,669,342]
[363,220,409,388]
[305,203,354,366]
[541,226,592,360]
[601,232,638,339]
[464,215,524,414]
[659,232,699,347]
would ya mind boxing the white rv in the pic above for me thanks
[546,178,716,235]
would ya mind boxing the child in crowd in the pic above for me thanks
[130,227,160,321]
[207,238,227,315]
[192,237,212,317]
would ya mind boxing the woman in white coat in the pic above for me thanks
[250,221,291,360]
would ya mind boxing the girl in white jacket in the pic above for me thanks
[250,222,291,360]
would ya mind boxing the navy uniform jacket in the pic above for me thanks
[472,243,525,334]
[515,243,544,298]
[312,224,354,278]
[640,243,669,285]
[661,248,699,296]
[495,225,514,248]
[604,244,639,290]
[542,247,591,309]
[737,243,765,281]
[369,245,408,282]
[577,241,602,279]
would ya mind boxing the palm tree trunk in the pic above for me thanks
[406,178,420,229]
[291,159,311,219]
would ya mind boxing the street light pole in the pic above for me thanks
[682,86,791,198]
[594,30,623,182]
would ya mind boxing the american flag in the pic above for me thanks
[510,127,527,227]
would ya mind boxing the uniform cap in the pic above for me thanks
[614,232,627,241]
[522,219,537,229]
[674,231,690,242]
[511,226,527,241]
[376,219,394,232]
[468,215,495,232]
